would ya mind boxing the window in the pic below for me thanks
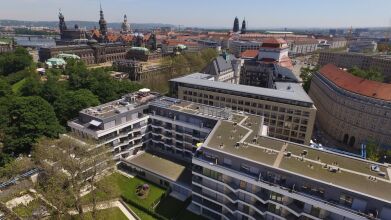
[240,180,247,189]
[339,194,353,207]
[270,192,283,202]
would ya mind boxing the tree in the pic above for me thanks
[0,47,33,75]
[0,156,33,180]
[3,96,64,155]
[33,135,115,218]
[54,89,100,125]
[300,66,319,92]
[366,139,381,162]
[19,75,42,96]
[40,75,66,104]
[348,66,384,82]
[200,48,218,64]
[0,78,12,97]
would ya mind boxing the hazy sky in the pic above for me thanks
[1,0,391,28]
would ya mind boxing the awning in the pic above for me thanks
[89,120,102,127]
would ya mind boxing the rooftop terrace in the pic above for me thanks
[81,91,158,119]
[203,112,391,202]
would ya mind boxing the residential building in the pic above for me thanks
[191,112,391,220]
[67,91,391,220]
[309,64,391,149]
[169,73,316,145]
[318,51,391,82]
[68,91,153,160]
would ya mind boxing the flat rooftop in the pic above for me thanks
[150,96,232,120]
[170,73,314,105]
[204,112,391,202]
[81,92,158,119]
[125,152,191,186]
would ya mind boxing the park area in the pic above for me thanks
[82,172,206,220]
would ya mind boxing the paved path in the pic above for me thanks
[273,142,288,168]
[69,199,137,220]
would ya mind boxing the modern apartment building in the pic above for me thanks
[68,91,391,220]
[318,51,391,82]
[309,64,391,149]
[68,91,152,160]
[191,112,391,220]
[169,73,316,145]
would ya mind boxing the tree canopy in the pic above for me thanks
[0,47,33,75]
[348,66,384,82]
[3,96,64,155]
[54,89,100,125]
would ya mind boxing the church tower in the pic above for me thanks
[233,17,239,32]
[99,4,108,39]
[121,14,131,33]
[58,10,67,35]
[241,19,247,34]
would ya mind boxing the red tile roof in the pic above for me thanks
[240,49,258,58]
[261,38,287,44]
[319,64,391,101]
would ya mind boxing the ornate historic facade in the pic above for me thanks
[39,43,131,65]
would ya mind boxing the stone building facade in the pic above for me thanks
[113,59,170,81]
[39,43,131,65]
[309,64,391,149]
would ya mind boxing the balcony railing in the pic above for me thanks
[193,157,375,220]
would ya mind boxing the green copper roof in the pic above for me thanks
[57,53,80,59]
[130,47,149,52]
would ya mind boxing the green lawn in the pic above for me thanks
[126,203,156,220]
[83,172,165,209]
[70,207,128,220]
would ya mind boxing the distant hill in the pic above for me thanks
[0,19,176,30]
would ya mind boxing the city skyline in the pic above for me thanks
[1,0,391,28]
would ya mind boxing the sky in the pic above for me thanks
[1,0,391,28]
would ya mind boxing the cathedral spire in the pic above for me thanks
[241,18,247,34]
[233,17,239,32]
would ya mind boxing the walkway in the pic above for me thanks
[273,142,288,168]
[68,199,137,220]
